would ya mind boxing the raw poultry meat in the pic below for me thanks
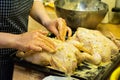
[17,27,119,73]
[71,28,119,65]
[17,39,83,74]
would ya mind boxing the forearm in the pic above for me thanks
[30,1,51,27]
[0,31,56,52]
[0,33,18,49]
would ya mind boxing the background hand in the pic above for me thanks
[45,18,72,41]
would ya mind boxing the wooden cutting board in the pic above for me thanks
[13,65,45,80]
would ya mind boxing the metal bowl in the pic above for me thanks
[54,0,108,30]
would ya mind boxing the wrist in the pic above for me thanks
[6,34,20,49]
[40,16,52,28]
[10,35,21,50]
[0,33,19,49]
[42,19,51,28]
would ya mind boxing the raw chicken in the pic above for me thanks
[16,14,120,75]
[72,28,119,65]
[17,39,82,74]
[17,27,119,73]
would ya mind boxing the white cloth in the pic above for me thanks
[43,75,79,80]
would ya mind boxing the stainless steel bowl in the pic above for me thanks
[54,0,108,29]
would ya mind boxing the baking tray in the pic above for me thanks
[12,51,120,80]
[13,56,85,80]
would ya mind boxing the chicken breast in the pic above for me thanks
[72,28,119,64]
[18,39,81,74]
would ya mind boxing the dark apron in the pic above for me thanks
[0,0,33,80]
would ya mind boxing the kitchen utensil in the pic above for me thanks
[108,0,120,24]
[54,0,108,30]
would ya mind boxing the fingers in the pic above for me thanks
[67,27,72,37]
[57,18,72,41]
[38,31,56,49]
[30,30,56,52]
[28,44,42,52]
[39,30,49,36]
[45,18,72,41]
[17,30,56,53]
[36,36,56,53]
[17,50,38,57]
[32,30,56,53]
[57,18,67,41]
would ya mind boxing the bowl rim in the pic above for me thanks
[54,1,109,12]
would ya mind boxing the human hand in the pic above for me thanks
[16,30,56,53]
[45,18,72,41]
